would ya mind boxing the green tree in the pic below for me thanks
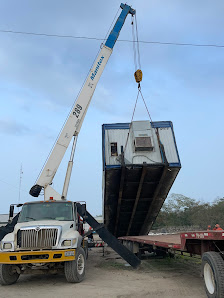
[154,194,224,230]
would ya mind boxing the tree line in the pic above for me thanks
[154,194,224,230]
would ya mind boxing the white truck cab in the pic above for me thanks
[1,201,83,253]
[0,201,87,284]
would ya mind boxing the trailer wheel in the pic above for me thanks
[0,264,20,285]
[202,252,224,298]
[64,247,86,283]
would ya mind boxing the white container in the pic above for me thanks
[102,121,180,169]
[102,121,181,237]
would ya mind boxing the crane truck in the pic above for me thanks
[0,3,140,285]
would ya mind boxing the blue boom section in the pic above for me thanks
[105,3,135,49]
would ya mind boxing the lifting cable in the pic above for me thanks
[124,14,167,164]
[124,88,140,153]
[124,14,151,153]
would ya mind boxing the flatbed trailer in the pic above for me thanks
[119,231,224,298]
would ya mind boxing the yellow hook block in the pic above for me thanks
[134,69,142,83]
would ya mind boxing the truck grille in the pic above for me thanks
[17,228,59,249]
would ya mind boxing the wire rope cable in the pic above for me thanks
[123,14,154,158]
[1,29,224,48]
[124,88,140,153]
[131,15,138,71]
[135,13,141,70]
[139,87,153,122]
[124,15,144,155]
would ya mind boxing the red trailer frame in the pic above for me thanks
[119,231,224,298]
[120,231,224,254]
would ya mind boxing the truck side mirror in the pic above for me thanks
[9,205,14,219]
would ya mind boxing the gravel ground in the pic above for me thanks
[0,246,207,298]
[0,248,206,298]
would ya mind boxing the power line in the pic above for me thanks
[0,178,27,193]
[0,29,105,41]
[0,29,224,48]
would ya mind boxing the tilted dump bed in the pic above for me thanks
[102,121,181,237]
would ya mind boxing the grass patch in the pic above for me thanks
[96,252,202,275]
[140,253,201,274]
[177,253,201,265]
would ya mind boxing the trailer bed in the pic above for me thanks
[119,234,182,250]
[120,231,224,296]
[119,230,224,254]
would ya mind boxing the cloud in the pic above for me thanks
[0,0,224,214]
[0,0,224,111]
[0,119,30,135]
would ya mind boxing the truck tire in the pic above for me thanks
[202,251,224,298]
[0,264,20,285]
[64,247,86,283]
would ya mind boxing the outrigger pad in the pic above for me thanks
[29,184,42,197]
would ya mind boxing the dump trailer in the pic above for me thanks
[119,231,224,298]
[102,120,181,237]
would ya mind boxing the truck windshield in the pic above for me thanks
[18,202,74,222]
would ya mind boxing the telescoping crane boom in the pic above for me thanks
[0,5,141,282]
[30,3,135,201]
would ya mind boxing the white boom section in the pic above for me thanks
[61,135,78,200]
[37,45,112,188]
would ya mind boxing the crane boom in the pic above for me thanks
[30,3,135,198]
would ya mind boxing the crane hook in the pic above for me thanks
[134,69,142,89]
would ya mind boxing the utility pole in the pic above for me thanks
[18,164,23,205]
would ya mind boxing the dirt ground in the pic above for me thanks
[0,245,207,298]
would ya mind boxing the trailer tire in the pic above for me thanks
[64,247,86,283]
[202,251,224,298]
[0,264,20,285]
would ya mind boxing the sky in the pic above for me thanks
[0,0,224,216]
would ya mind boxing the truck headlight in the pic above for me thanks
[62,240,71,247]
[62,239,77,247]
[3,243,12,249]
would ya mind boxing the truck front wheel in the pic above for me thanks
[0,264,20,285]
[64,247,86,283]
[202,251,224,298]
